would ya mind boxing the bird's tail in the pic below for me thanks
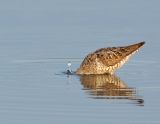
[124,41,145,54]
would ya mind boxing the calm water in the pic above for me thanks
[0,0,160,124]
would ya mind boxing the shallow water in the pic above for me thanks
[0,0,160,124]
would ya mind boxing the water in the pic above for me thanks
[0,0,160,123]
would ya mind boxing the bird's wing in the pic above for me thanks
[94,41,145,66]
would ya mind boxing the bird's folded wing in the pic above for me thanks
[95,41,145,66]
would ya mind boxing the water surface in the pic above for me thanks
[0,0,160,124]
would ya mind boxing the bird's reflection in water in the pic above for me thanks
[80,74,144,106]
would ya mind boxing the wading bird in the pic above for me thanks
[76,41,145,75]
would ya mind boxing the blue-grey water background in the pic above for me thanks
[0,0,160,124]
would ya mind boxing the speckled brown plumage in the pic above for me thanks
[76,41,145,74]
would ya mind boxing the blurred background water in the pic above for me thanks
[0,0,160,124]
